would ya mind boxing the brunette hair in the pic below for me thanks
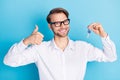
[46,8,69,23]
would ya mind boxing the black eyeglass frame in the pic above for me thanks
[49,19,70,27]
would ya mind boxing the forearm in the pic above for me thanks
[3,41,27,67]
[101,35,117,62]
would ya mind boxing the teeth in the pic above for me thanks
[60,29,66,33]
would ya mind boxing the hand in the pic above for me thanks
[23,25,44,45]
[88,22,107,38]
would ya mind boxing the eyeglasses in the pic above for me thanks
[49,19,70,27]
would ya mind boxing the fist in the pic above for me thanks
[88,23,107,38]
[23,25,44,45]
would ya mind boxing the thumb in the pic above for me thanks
[32,25,39,34]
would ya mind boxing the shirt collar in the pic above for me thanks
[49,38,74,51]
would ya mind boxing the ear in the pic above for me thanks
[48,24,52,30]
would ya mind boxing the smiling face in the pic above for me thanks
[48,13,70,38]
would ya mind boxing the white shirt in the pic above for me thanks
[4,36,117,80]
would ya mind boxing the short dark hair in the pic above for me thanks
[46,7,69,23]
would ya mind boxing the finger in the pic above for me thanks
[32,25,39,34]
[35,39,43,45]
[36,34,44,41]
[37,39,43,43]
[87,23,96,29]
[34,41,39,45]
[40,33,44,37]
[88,23,99,30]
[87,24,94,30]
[36,32,44,38]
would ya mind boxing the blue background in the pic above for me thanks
[0,0,120,80]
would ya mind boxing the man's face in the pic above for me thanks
[49,13,70,37]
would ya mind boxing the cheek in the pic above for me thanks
[66,26,70,30]
[51,27,58,32]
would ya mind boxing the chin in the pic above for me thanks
[57,33,68,37]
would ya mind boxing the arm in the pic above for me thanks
[4,41,38,67]
[4,25,44,67]
[87,23,117,62]
[87,36,117,62]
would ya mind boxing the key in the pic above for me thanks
[87,29,91,38]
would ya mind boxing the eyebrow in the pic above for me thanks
[50,19,68,24]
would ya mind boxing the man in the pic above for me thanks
[4,7,117,80]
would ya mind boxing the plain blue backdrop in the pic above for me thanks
[0,0,120,80]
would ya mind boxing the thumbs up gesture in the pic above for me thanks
[23,25,44,45]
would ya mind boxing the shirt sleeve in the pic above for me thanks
[3,40,39,67]
[87,36,117,62]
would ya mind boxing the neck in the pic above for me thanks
[54,36,69,51]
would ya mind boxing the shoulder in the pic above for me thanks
[70,39,94,49]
